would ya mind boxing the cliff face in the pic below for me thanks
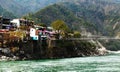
[0,39,107,60]
[46,40,99,58]
[21,39,107,59]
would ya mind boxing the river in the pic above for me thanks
[0,53,120,72]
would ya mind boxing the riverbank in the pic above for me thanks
[0,39,107,61]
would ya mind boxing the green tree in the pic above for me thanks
[51,20,69,32]
[73,31,81,38]
[39,23,47,27]
[51,20,70,38]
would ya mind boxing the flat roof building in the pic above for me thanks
[11,18,34,28]
[0,16,11,29]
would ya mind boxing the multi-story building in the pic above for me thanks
[0,16,11,29]
[11,19,34,28]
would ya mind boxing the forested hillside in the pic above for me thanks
[0,5,16,19]
[0,0,64,16]
[1,0,120,36]
[24,4,90,31]
[23,0,120,36]
[0,0,24,17]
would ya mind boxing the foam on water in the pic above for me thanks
[0,54,120,72]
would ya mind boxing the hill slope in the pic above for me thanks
[0,5,16,19]
[24,0,120,36]
[1,0,120,36]
[1,0,120,18]
[0,0,24,17]
[0,0,65,17]
[62,0,120,36]
[24,4,97,32]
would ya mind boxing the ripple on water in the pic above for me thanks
[0,54,120,72]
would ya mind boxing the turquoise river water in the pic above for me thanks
[0,53,120,72]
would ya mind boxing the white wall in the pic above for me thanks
[11,19,20,28]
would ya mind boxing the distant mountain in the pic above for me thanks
[0,0,65,17]
[0,5,16,19]
[14,0,63,11]
[24,4,85,30]
[1,0,120,36]
[24,4,98,33]
[24,0,120,36]
[0,0,24,17]
[1,0,120,17]
[56,0,120,36]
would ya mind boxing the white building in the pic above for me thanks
[11,19,34,28]
[11,19,20,28]
[30,28,38,40]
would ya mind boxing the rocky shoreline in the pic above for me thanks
[0,56,19,61]
[0,50,108,61]
[0,40,108,61]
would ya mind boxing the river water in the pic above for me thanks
[0,53,120,72]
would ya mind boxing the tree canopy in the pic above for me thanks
[51,20,71,38]
[51,20,69,33]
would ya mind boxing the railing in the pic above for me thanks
[66,37,120,40]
